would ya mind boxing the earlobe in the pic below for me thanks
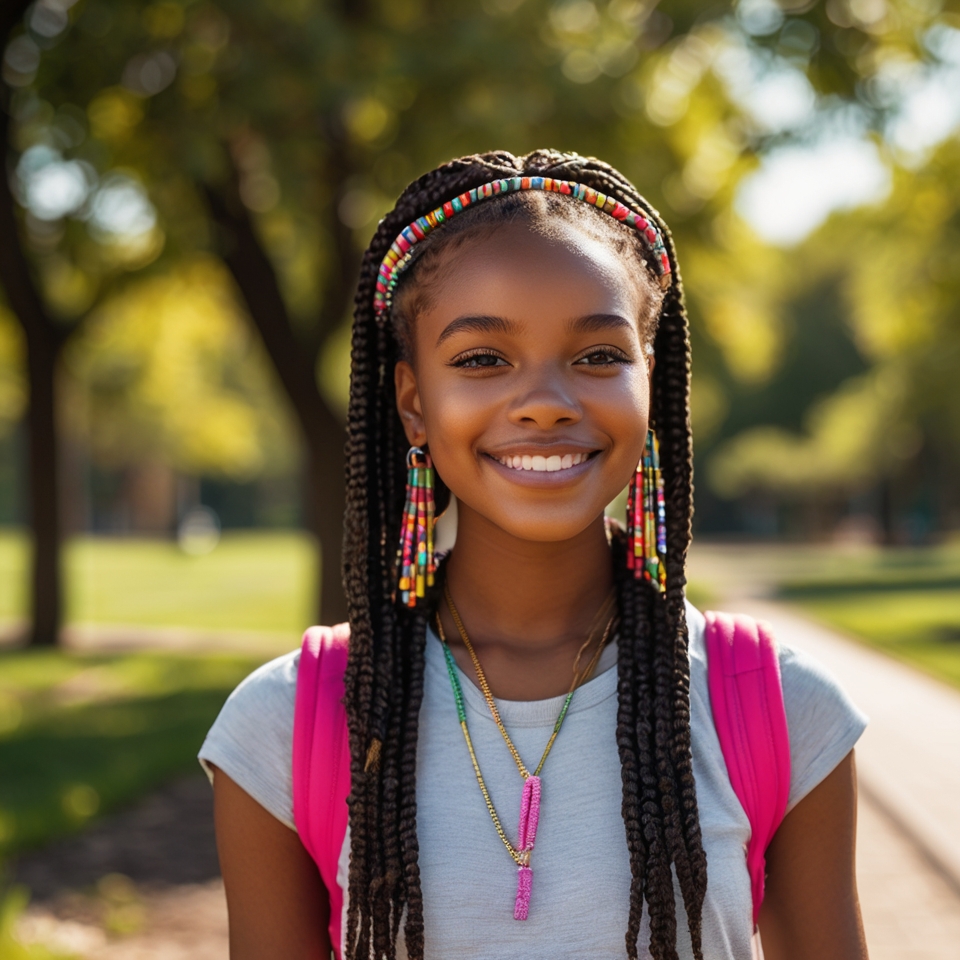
[394,359,427,447]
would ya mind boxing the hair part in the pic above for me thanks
[342,149,704,960]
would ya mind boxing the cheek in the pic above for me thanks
[418,376,493,465]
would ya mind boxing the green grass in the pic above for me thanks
[778,541,960,691]
[0,646,267,857]
[0,530,317,639]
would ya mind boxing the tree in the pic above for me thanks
[0,0,69,644]
[5,0,955,640]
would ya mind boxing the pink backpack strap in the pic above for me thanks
[704,611,790,927]
[292,623,351,960]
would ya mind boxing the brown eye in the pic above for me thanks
[575,349,629,366]
[453,352,508,368]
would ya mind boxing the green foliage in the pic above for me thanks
[0,645,267,856]
[0,529,317,637]
[702,128,960,506]
[4,0,960,520]
[0,531,26,626]
[0,308,24,439]
[62,257,298,477]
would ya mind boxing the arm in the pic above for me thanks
[758,749,869,960]
[212,765,332,960]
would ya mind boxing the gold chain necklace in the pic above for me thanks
[444,584,614,777]
[436,586,617,919]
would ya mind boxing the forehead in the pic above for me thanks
[415,219,650,334]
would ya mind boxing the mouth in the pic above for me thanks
[487,450,600,473]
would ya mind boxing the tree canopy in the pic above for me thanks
[3,0,960,638]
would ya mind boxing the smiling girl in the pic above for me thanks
[199,151,869,960]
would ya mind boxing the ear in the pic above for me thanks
[395,359,427,447]
[646,353,656,419]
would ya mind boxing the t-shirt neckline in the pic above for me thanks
[425,625,619,728]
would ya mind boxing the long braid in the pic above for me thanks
[342,150,706,960]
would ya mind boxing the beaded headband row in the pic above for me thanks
[373,176,672,320]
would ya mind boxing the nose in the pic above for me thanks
[507,367,582,429]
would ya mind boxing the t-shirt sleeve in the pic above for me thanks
[779,642,868,811]
[198,649,299,830]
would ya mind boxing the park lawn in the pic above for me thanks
[0,646,268,858]
[0,530,317,639]
[778,541,960,692]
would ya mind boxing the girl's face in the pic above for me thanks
[395,219,655,544]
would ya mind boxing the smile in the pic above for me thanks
[490,451,597,473]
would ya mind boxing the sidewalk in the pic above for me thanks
[731,599,960,889]
[687,544,960,958]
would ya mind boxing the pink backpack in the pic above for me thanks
[292,612,790,957]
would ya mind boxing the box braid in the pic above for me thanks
[342,150,705,960]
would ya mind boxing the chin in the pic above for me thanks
[487,509,605,545]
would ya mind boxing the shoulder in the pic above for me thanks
[199,649,300,830]
[776,639,868,809]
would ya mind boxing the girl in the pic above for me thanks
[200,150,869,960]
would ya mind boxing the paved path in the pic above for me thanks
[687,543,960,959]
[727,600,960,960]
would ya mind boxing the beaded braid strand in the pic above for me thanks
[626,431,667,590]
[397,447,436,607]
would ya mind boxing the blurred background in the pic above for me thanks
[1,0,960,956]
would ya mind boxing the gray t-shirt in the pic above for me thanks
[200,603,866,959]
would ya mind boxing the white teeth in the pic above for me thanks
[496,452,593,471]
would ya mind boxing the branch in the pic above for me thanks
[203,166,343,449]
[0,111,69,357]
[304,132,362,360]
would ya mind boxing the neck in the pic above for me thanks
[439,503,615,700]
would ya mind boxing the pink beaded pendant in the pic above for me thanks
[514,775,541,920]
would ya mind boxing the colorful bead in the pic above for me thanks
[373,177,672,320]
[396,446,436,607]
[625,429,667,591]
[514,866,533,921]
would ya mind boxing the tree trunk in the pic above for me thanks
[24,326,61,644]
[204,179,349,624]
[0,98,69,646]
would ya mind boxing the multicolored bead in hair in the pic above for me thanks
[397,445,436,607]
[626,429,667,591]
[373,176,672,320]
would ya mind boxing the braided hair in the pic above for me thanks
[342,150,705,960]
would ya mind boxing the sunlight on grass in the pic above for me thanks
[0,647,267,857]
[0,882,75,959]
[0,530,317,638]
[779,540,960,692]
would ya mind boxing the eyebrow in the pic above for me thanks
[435,314,518,347]
[569,313,633,334]
[436,312,632,348]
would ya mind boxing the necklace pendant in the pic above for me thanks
[514,864,533,921]
[513,775,541,920]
